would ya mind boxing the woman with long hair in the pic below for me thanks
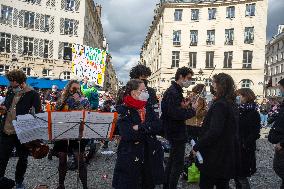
[192,73,239,189]
[54,80,91,189]
[235,88,260,189]
[112,79,164,189]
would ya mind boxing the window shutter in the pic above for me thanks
[39,39,43,57]
[34,38,39,57]
[13,8,18,26]
[40,14,45,31]
[49,40,53,58]
[35,13,40,30]
[74,20,79,36]
[18,36,23,55]
[58,42,64,59]
[18,10,24,27]
[11,35,18,54]
[50,16,55,33]
[60,18,64,34]
[75,0,80,11]
[61,0,65,10]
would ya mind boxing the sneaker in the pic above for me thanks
[16,182,25,189]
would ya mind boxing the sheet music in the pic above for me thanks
[83,112,114,139]
[51,111,83,140]
[13,113,48,144]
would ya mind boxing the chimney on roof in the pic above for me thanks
[95,4,102,18]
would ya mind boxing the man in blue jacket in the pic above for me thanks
[161,67,196,189]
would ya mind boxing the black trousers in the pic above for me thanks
[199,173,230,189]
[0,132,29,184]
[163,140,186,189]
[273,149,284,189]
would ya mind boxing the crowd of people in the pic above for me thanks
[0,65,283,189]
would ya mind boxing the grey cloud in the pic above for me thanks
[95,0,282,83]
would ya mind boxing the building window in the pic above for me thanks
[243,50,253,69]
[281,64,283,73]
[241,79,252,88]
[44,15,50,32]
[282,52,284,60]
[172,51,180,68]
[63,71,71,79]
[276,66,280,74]
[205,78,212,87]
[44,40,49,58]
[173,30,181,46]
[23,37,34,56]
[174,9,182,21]
[246,3,256,17]
[208,8,216,20]
[226,6,235,19]
[275,78,278,84]
[224,51,233,68]
[244,27,254,44]
[189,52,197,68]
[191,9,199,21]
[190,30,198,46]
[206,51,214,68]
[24,11,35,29]
[63,42,72,60]
[65,0,75,11]
[42,69,51,77]
[207,30,215,45]
[1,5,13,24]
[0,65,10,73]
[225,29,234,45]
[22,67,31,76]
[64,18,74,35]
[0,33,11,53]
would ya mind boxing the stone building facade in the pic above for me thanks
[0,0,104,81]
[265,25,284,98]
[140,0,268,97]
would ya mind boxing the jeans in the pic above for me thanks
[0,132,29,184]
[199,173,230,189]
[163,140,186,189]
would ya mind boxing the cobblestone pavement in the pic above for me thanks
[5,136,281,189]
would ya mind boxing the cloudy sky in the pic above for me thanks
[95,0,284,84]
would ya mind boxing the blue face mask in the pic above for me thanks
[13,86,22,93]
[236,96,241,105]
[281,91,284,97]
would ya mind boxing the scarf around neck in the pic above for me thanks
[123,95,146,110]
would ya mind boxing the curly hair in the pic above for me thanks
[129,65,151,79]
[175,67,194,81]
[124,79,144,97]
[6,69,27,84]
[192,84,205,94]
[213,73,236,104]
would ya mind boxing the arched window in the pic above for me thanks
[22,67,31,76]
[63,71,71,80]
[241,79,252,88]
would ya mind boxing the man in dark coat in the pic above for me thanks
[0,70,41,189]
[161,67,196,189]
[268,78,284,189]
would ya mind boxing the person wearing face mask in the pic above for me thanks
[268,78,284,189]
[161,67,196,189]
[112,79,164,189]
[0,70,41,189]
[53,80,91,189]
[191,73,239,189]
[44,85,61,111]
[129,64,158,107]
[235,88,260,189]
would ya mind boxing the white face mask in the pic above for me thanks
[182,80,191,88]
[138,91,150,101]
